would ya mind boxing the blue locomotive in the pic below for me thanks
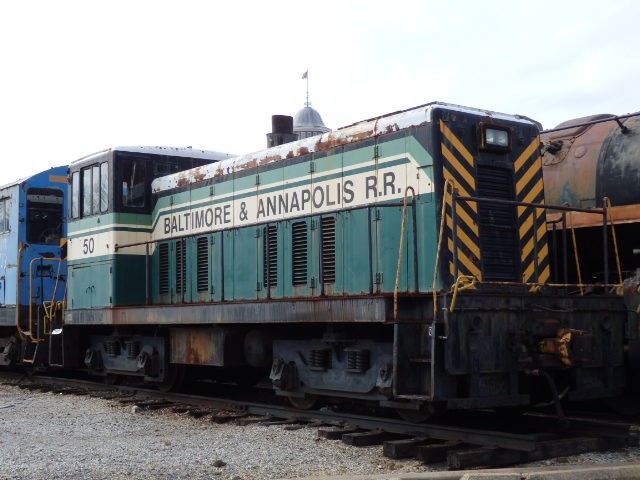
[0,167,68,366]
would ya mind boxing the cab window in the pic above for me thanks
[120,159,147,209]
[72,162,109,219]
[27,188,63,245]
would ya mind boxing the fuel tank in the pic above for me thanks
[542,114,640,212]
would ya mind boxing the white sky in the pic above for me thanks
[1,0,638,180]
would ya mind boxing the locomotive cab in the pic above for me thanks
[65,147,232,380]
[0,167,68,367]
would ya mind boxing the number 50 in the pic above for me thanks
[83,238,95,254]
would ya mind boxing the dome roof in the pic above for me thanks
[293,105,330,133]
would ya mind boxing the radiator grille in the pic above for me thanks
[292,221,308,285]
[476,165,519,281]
[196,237,209,292]
[159,243,169,295]
[175,240,186,294]
[321,217,336,283]
[263,225,278,288]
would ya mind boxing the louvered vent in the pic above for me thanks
[175,240,186,294]
[321,217,336,283]
[476,165,518,281]
[263,225,278,288]
[159,243,169,295]
[197,236,209,292]
[292,221,308,285]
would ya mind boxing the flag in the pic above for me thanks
[302,70,308,80]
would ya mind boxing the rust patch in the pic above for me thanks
[259,154,283,165]
[315,128,376,152]
[297,146,310,156]
[547,204,640,229]
[177,176,190,187]
[384,123,399,134]
[192,166,206,183]
[240,159,258,170]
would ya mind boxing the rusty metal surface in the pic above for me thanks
[152,102,540,193]
[64,297,390,325]
[547,204,640,229]
[170,327,225,366]
[541,115,616,208]
[542,114,640,210]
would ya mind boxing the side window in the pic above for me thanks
[71,172,80,219]
[91,165,100,214]
[82,167,92,216]
[121,160,147,208]
[0,200,6,233]
[100,162,109,213]
[76,162,109,218]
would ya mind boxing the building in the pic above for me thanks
[293,102,331,139]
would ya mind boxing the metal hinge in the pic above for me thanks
[375,272,383,284]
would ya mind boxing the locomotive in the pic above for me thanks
[1,102,631,420]
[0,168,68,366]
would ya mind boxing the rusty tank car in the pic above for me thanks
[541,112,640,283]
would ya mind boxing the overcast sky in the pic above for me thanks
[1,0,637,180]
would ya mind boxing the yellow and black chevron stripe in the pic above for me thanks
[439,120,482,282]
[514,137,550,284]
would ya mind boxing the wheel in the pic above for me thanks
[287,394,318,410]
[607,394,640,416]
[103,374,122,385]
[396,403,441,423]
[157,364,186,392]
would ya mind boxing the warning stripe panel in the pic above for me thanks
[446,215,481,260]
[440,120,474,167]
[515,136,551,285]
[439,119,489,284]
[514,137,540,173]
[447,238,482,279]
[442,144,476,191]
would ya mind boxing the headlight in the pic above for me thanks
[484,127,509,147]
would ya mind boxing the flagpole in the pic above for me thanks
[305,69,309,107]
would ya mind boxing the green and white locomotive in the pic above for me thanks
[63,103,627,417]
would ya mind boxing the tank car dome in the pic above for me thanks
[293,105,331,139]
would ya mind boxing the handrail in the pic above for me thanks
[603,197,623,286]
[28,257,64,343]
[568,213,584,296]
[393,186,415,321]
[433,179,455,320]
[15,242,26,341]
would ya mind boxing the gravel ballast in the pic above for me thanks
[1,383,640,479]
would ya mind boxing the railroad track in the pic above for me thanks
[2,371,637,470]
